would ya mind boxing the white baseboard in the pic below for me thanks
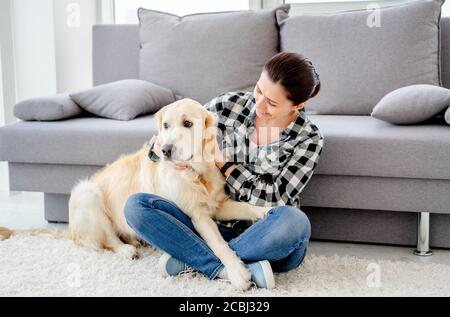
[0,162,9,191]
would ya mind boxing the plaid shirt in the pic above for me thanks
[204,91,324,209]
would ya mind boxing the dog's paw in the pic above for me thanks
[252,206,271,220]
[226,262,251,291]
[0,227,13,241]
[116,244,139,260]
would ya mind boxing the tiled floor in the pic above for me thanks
[2,190,450,265]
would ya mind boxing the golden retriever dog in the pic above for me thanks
[0,99,271,291]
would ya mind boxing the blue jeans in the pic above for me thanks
[124,193,311,280]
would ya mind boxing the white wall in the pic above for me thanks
[53,0,98,93]
[9,0,98,99]
[0,48,8,192]
[0,0,16,125]
[0,0,14,192]
[12,0,57,102]
[0,0,101,191]
[0,50,4,126]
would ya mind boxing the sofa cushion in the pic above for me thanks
[138,5,290,104]
[14,94,83,121]
[445,106,450,125]
[277,0,444,115]
[0,114,157,166]
[1,113,450,181]
[371,84,450,125]
[70,79,178,121]
[310,114,450,180]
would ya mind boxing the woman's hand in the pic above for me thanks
[213,139,237,177]
[214,139,229,169]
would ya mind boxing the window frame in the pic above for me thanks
[109,0,423,22]
[110,0,262,23]
[280,0,416,15]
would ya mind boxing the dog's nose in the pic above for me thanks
[161,144,174,158]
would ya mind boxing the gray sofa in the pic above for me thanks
[1,10,450,254]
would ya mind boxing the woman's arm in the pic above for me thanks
[206,92,241,176]
[214,140,238,176]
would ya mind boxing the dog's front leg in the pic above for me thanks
[214,199,271,222]
[191,213,251,291]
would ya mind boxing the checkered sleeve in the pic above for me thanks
[204,91,250,121]
[203,91,249,153]
[204,94,228,118]
[225,130,325,206]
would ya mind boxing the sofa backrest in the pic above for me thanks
[441,17,450,89]
[93,24,139,86]
[92,17,450,90]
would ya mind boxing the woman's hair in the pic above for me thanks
[263,52,321,105]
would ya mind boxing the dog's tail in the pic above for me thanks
[0,226,68,241]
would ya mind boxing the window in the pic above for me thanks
[284,0,450,17]
[443,1,450,16]
[0,51,4,126]
[285,0,370,2]
[114,0,251,24]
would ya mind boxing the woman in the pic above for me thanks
[124,52,324,289]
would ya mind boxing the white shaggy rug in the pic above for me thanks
[1,235,449,297]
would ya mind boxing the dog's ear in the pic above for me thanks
[155,106,167,133]
[202,111,217,161]
[204,110,216,131]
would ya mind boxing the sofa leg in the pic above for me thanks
[414,212,433,256]
[44,193,69,223]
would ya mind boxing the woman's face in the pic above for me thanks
[253,71,305,121]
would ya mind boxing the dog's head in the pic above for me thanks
[154,98,216,164]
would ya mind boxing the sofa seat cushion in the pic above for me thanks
[310,114,450,180]
[0,114,156,166]
[1,114,449,181]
